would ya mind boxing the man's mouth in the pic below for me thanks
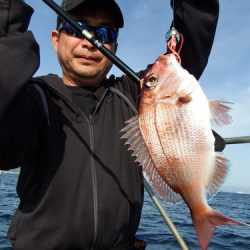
[76,54,101,63]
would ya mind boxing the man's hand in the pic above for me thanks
[0,0,9,36]
[8,0,34,34]
[0,0,34,36]
[213,130,226,152]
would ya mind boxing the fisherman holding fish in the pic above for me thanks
[0,0,222,249]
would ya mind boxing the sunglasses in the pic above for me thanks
[57,21,119,44]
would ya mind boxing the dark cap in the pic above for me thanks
[60,0,124,28]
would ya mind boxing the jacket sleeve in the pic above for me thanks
[0,0,41,169]
[173,0,219,79]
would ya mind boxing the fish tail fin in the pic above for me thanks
[193,208,247,250]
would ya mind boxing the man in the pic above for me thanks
[0,0,219,249]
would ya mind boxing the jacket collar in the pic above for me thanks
[32,74,112,111]
[35,74,113,97]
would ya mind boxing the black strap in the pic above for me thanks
[33,83,50,125]
[109,87,138,115]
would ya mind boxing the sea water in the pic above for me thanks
[0,173,249,250]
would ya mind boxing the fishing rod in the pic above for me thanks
[41,0,140,84]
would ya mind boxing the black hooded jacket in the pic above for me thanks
[0,0,219,249]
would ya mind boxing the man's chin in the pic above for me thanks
[73,67,98,78]
[72,73,103,87]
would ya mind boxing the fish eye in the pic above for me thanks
[144,74,158,89]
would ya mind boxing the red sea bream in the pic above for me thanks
[121,53,246,250]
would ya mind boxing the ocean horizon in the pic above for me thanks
[1,169,250,194]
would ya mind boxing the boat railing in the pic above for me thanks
[224,136,250,144]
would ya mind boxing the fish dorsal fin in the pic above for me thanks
[121,116,183,204]
[206,154,229,199]
[209,100,233,126]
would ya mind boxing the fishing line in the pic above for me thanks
[172,0,175,27]
[165,0,184,63]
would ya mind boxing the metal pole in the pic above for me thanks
[41,0,141,84]
[224,136,250,144]
[143,178,189,250]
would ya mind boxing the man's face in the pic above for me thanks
[51,9,118,87]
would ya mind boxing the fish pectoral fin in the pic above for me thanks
[206,154,229,199]
[121,115,183,204]
[209,100,233,126]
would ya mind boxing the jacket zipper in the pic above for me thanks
[88,89,109,249]
[65,103,99,249]
[89,116,98,250]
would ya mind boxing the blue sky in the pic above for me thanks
[25,0,250,189]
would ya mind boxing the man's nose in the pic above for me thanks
[80,36,96,50]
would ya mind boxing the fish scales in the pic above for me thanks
[161,104,214,186]
[140,67,213,189]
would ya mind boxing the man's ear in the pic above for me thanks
[51,30,60,53]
